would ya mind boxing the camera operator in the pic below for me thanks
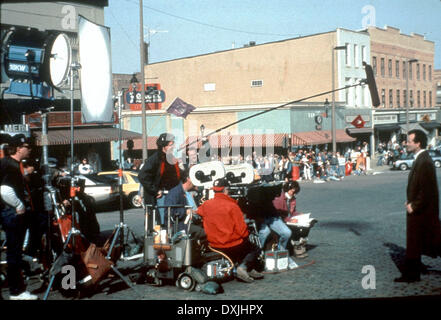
[258,181,298,269]
[55,175,100,244]
[139,133,182,226]
[197,178,264,283]
[0,134,38,300]
[164,169,205,239]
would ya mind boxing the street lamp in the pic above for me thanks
[332,45,347,153]
[406,58,418,135]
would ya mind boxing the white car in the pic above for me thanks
[77,174,120,207]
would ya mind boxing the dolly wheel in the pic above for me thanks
[177,273,196,291]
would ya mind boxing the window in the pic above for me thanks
[396,89,400,108]
[354,44,359,67]
[204,83,216,91]
[251,80,263,87]
[403,90,407,107]
[410,90,413,107]
[381,89,386,107]
[388,59,392,77]
[417,90,421,107]
[403,61,406,79]
[345,77,351,104]
[423,64,426,81]
[372,57,377,76]
[361,45,366,63]
[423,91,426,107]
[381,58,385,77]
[429,65,432,81]
[417,64,420,80]
[429,91,432,107]
[396,60,400,78]
[345,43,351,66]
[389,89,393,108]
[409,63,413,79]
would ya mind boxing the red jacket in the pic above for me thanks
[272,192,301,220]
[197,193,249,248]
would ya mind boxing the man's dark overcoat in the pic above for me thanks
[406,150,441,258]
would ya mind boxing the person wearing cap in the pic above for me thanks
[197,178,264,283]
[139,133,182,225]
[0,134,38,300]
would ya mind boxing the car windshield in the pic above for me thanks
[83,174,115,185]
[129,173,139,183]
[399,154,413,160]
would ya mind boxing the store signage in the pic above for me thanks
[345,115,370,123]
[374,114,398,124]
[124,83,165,111]
[419,113,436,122]
[0,124,30,137]
[351,115,366,128]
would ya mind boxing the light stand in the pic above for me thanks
[43,62,86,300]
[101,90,142,297]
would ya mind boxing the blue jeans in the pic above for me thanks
[258,216,292,250]
[377,156,384,166]
[157,195,166,225]
[0,207,27,295]
[338,165,345,177]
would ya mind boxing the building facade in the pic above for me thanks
[367,26,439,148]
[120,28,373,160]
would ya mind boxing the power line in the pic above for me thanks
[108,8,138,50]
[123,0,301,38]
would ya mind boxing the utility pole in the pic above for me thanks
[140,0,148,161]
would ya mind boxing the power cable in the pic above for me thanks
[123,0,301,38]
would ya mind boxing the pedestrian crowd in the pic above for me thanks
[194,141,373,183]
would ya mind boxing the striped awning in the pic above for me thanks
[33,127,142,146]
[183,133,288,149]
[291,129,356,146]
[121,136,159,150]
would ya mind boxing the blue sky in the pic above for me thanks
[104,0,441,74]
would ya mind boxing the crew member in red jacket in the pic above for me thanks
[197,178,263,283]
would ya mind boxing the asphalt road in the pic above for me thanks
[3,166,441,303]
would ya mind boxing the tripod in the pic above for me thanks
[97,90,142,296]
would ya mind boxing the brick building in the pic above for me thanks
[367,26,439,147]
[122,28,372,158]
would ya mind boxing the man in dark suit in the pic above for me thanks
[394,129,441,283]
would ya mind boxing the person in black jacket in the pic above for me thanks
[138,133,182,226]
[0,134,38,300]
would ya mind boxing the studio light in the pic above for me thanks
[2,27,71,98]
[78,15,113,123]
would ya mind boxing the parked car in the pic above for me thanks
[391,150,441,171]
[97,170,142,208]
[77,174,120,208]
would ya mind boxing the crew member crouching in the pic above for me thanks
[197,178,263,283]
[164,169,205,240]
